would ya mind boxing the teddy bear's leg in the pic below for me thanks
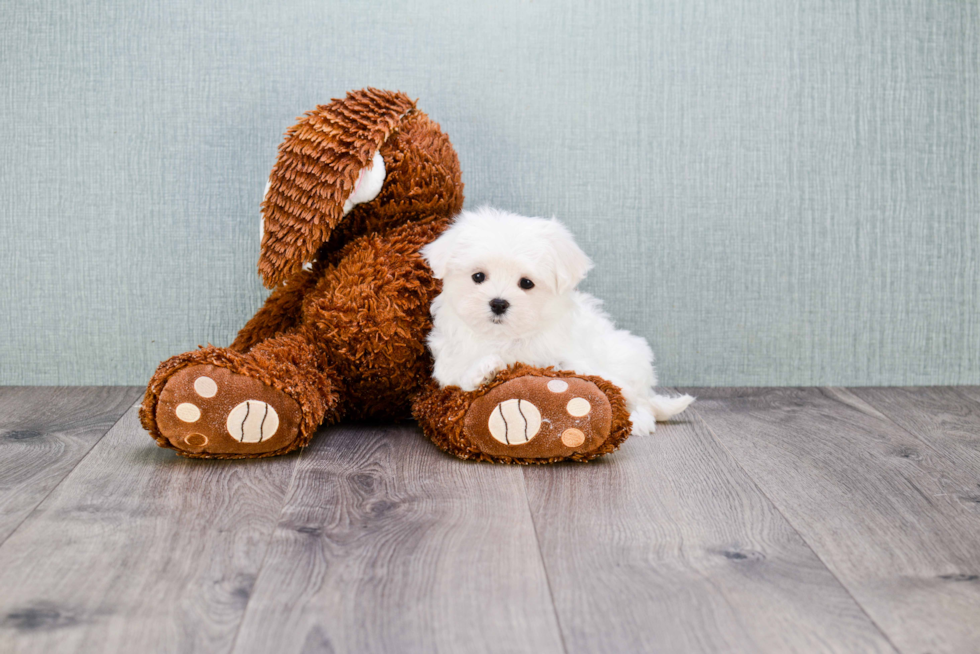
[412,364,634,464]
[229,268,320,353]
[140,329,342,459]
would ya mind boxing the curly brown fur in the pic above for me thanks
[301,214,452,420]
[412,364,633,464]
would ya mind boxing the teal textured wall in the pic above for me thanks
[1,0,978,386]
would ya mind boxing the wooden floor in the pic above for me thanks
[1,387,979,653]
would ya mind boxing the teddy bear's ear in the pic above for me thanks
[258,88,416,288]
[544,218,594,294]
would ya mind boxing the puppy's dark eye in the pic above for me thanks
[519,278,535,290]
[472,272,486,284]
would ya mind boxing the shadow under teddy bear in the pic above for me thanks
[140,88,632,464]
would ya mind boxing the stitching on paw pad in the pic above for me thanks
[487,399,541,445]
[226,400,280,443]
[185,433,208,448]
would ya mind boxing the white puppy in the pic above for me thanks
[421,206,693,436]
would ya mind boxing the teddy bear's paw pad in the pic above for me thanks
[155,364,302,456]
[465,376,612,459]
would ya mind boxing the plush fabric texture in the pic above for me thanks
[141,338,339,459]
[413,364,633,464]
[154,363,303,456]
[140,88,633,463]
[464,375,614,459]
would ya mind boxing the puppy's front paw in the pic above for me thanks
[461,356,507,391]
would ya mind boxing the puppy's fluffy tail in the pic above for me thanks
[648,393,695,421]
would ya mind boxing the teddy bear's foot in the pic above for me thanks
[154,364,303,457]
[463,375,625,462]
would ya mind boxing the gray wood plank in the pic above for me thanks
[0,386,142,543]
[0,404,300,654]
[849,386,980,479]
[951,386,980,406]
[686,387,980,654]
[523,396,896,654]
[231,424,565,654]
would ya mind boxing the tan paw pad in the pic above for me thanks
[194,376,218,398]
[488,399,541,445]
[561,428,586,447]
[226,400,280,443]
[547,379,569,393]
[175,403,201,422]
[566,397,591,417]
[184,433,208,448]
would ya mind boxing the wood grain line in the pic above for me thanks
[848,386,980,482]
[686,387,980,654]
[231,423,565,654]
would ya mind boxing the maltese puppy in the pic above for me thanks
[421,206,693,436]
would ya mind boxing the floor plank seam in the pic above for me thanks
[225,441,307,654]
[833,387,962,465]
[688,403,905,654]
[0,395,142,551]
[839,387,980,481]
[519,469,570,654]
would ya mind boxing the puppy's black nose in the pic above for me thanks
[489,298,510,315]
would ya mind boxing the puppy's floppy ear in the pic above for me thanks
[420,218,464,279]
[544,218,593,293]
[258,88,416,288]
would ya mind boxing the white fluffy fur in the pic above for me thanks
[421,206,693,436]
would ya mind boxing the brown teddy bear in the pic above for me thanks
[140,88,633,464]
